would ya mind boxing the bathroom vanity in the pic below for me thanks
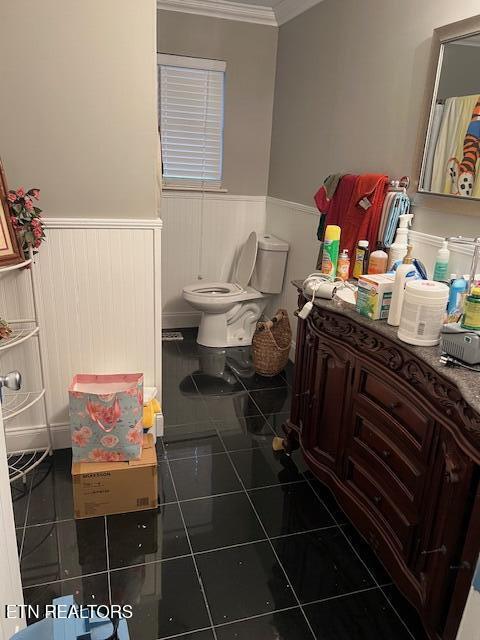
[285,283,480,640]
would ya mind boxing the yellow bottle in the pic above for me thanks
[320,225,341,280]
[353,240,369,279]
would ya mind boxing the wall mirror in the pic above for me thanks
[419,16,480,201]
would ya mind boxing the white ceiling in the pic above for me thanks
[157,0,324,26]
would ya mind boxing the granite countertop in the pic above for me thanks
[292,279,480,417]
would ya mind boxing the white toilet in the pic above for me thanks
[182,232,289,347]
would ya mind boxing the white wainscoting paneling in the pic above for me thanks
[161,192,267,328]
[265,197,320,359]
[0,218,162,451]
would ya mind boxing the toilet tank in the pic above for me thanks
[251,234,289,294]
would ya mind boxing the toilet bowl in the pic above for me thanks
[182,232,289,348]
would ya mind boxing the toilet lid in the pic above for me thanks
[233,231,258,288]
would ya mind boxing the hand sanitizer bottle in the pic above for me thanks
[433,240,450,282]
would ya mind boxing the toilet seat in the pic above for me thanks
[183,281,243,298]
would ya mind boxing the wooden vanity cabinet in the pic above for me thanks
[285,293,480,640]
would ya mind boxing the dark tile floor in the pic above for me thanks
[11,327,428,639]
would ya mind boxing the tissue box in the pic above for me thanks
[356,274,394,320]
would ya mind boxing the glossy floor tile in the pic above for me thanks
[230,448,305,489]
[215,608,314,639]
[21,518,107,586]
[304,588,416,639]
[23,573,110,624]
[196,540,297,624]
[249,481,335,537]
[107,505,190,568]
[182,492,265,552]
[162,422,225,459]
[169,452,242,500]
[273,528,374,604]
[215,415,275,452]
[14,330,427,639]
[110,556,210,639]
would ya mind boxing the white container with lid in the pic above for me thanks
[397,280,449,346]
[251,233,289,294]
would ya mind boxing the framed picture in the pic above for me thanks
[0,158,23,267]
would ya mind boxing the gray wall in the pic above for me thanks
[157,10,277,196]
[268,0,480,236]
[437,43,480,100]
[0,0,159,218]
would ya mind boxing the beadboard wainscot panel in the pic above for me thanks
[0,218,162,451]
[161,192,267,328]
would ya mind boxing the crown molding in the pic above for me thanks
[157,0,277,26]
[275,0,322,25]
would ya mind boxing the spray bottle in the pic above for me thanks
[388,213,414,270]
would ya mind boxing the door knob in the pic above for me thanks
[0,371,21,391]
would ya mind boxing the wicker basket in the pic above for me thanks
[252,309,292,377]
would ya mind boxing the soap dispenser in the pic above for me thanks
[388,213,413,270]
[388,245,414,327]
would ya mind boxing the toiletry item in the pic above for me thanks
[433,240,450,282]
[388,245,413,326]
[337,249,350,281]
[461,286,480,330]
[398,280,450,346]
[353,240,369,279]
[368,243,388,274]
[387,213,413,269]
[320,225,341,279]
[447,274,468,320]
[356,273,395,320]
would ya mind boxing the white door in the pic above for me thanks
[0,392,25,639]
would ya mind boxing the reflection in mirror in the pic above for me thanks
[420,32,480,199]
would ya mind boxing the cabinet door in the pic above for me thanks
[302,334,353,473]
[290,318,319,433]
[413,429,476,635]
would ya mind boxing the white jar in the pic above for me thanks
[397,280,449,346]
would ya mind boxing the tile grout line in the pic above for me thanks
[217,437,317,640]
[303,474,416,640]
[164,455,219,640]
[18,470,35,562]
[104,515,112,606]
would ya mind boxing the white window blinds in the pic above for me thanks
[158,54,225,188]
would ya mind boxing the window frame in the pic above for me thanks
[157,53,226,192]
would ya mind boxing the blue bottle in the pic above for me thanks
[447,275,467,315]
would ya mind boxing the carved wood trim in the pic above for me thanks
[302,302,480,449]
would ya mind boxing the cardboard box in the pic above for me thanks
[356,273,395,320]
[72,435,158,519]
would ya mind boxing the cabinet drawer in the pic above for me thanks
[357,368,431,449]
[352,412,424,505]
[346,457,417,554]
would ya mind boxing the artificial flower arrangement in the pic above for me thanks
[0,318,12,341]
[7,187,45,259]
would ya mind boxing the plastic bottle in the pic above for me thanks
[387,213,413,270]
[320,225,341,280]
[368,243,388,274]
[353,241,369,279]
[337,249,350,281]
[388,245,414,326]
[461,286,480,330]
[433,240,450,282]
[447,275,467,317]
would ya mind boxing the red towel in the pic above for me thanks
[314,174,358,227]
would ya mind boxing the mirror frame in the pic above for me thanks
[416,14,480,205]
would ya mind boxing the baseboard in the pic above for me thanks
[163,311,201,329]
[6,422,71,453]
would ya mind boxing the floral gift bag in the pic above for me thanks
[69,373,144,462]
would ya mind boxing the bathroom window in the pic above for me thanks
[158,54,225,190]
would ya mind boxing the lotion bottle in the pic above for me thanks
[368,243,388,274]
[388,245,414,326]
[387,213,413,270]
[433,240,450,282]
